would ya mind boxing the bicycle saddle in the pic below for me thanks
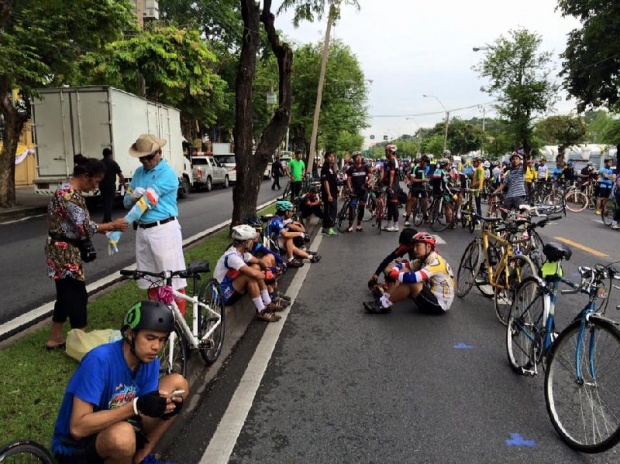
[542,242,572,262]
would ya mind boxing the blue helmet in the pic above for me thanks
[276,200,294,212]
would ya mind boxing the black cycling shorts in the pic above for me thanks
[413,285,444,314]
[409,189,428,199]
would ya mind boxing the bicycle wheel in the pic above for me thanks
[475,243,498,298]
[494,255,537,325]
[336,200,351,233]
[506,276,546,374]
[198,278,226,364]
[431,200,449,232]
[601,199,616,226]
[412,202,424,227]
[159,321,188,378]
[375,198,384,234]
[0,440,55,463]
[456,240,482,297]
[564,190,588,213]
[544,317,620,453]
[544,191,563,207]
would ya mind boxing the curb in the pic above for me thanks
[0,206,47,222]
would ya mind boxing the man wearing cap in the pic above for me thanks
[124,134,187,313]
[492,151,527,211]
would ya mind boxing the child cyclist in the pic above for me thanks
[364,232,454,314]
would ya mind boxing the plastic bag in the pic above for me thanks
[66,329,122,361]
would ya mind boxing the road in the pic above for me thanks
[0,181,281,325]
[165,207,620,463]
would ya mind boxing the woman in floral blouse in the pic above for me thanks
[45,157,127,350]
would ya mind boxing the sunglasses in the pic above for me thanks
[140,153,157,162]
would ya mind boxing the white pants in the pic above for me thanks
[135,219,187,290]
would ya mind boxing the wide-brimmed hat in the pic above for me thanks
[129,134,167,158]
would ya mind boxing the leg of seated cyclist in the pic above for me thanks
[379,281,443,314]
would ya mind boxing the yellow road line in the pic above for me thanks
[553,237,608,258]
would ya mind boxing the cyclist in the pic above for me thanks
[493,151,526,211]
[596,158,616,215]
[52,301,189,464]
[367,228,418,298]
[430,158,454,225]
[268,200,320,265]
[382,144,401,232]
[610,174,620,230]
[470,156,485,219]
[215,224,287,322]
[346,151,372,232]
[364,233,454,314]
[299,186,323,221]
[404,155,430,226]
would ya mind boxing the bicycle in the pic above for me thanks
[336,193,356,233]
[120,262,225,378]
[428,193,456,232]
[601,195,617,227]
[563,181,589,213]
[541,261,620,452]
[459,188,478,233]
[0,439,54,463]
[373,187,387,234]
[455,215,539,324]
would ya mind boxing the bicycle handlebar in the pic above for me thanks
[120,261,210,281]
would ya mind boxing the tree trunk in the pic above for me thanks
[0,82,27,208]
[231,0,293,228]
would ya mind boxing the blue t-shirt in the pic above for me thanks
[599,167,614,187]
[52,340,159,456]
[129,159,179,222]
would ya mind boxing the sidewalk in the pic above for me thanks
[0,186,49,222]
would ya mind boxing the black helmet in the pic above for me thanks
[398,227,418,245]
[122,301,174,334]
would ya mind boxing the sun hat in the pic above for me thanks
[129,134,167,158]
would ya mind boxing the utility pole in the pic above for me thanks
[306,4,338,176]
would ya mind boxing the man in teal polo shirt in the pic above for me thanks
[289,150,306,198]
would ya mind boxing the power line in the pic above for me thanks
[370,100,497,118]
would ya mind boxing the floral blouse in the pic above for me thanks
[45,183,98,281]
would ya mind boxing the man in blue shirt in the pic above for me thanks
[124,134,187,314]
[52,301,188,464]
[596,158,616,215]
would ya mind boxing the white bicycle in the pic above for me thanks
[120,261,225,378]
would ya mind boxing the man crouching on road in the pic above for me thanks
[52,301,188,464]
[364,233,454,314]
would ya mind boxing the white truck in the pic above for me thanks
[190,154,230,191]
[31,86,192,198]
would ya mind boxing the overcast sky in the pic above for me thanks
[274,0,582,145]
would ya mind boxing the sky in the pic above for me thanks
[273,0,582,147]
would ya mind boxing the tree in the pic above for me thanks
[77,25,228,140]
[0,0,134,208]
[231,0,294,226]
[473,28,559,156]
[535,115,587,155]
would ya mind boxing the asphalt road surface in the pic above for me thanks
[164,207,620,463]
[0,181,281,325]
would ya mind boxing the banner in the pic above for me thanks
[15,148,35,165]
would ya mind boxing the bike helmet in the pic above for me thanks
[386,144,397,153]
[276,200,294,212]
[483,161,490,168]
[398,227,418,246]
[411,232,437,251]
[232,224,258,241]
[510,151,523,160]
[122,301,174,335]
[438,158,449,168]
[352,151,362,158]
[443,149,451,156]
[420,154,430,163]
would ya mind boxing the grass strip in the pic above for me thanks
[0,224,238,448]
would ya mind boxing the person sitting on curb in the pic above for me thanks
[299,186,323,221]
[364,233,454,314]
[214,224,287,322]
[52,301,189,464]
[247,229,291,306]
[367,228,418,299]
[268,200,321,267]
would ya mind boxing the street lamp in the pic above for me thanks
[423,94,450,152]
[472,46,489,52]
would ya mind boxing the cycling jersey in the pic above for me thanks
[267,215,286,238]
[347,163,370,194]
[430,168,450,196]
[394,252,454,310]
[214,246,252,284]
[410,165,429,191]
[537,164,548,180]
[599,166,614,187]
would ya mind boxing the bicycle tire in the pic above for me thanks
[506,276,546,374]
[564,190,588,213]
[544,317,620,453]
[198,278,226,365]
[159,322,188,378]
[412,201,424,227]
[601,199,616,226]
[375,198,385,234]
[493,255,537,325]
[475,241,499,298]
[431,200,449,232]
[456,240,482,298]
[544,191,563,208]
[336,200,351,233]
[0,440,55,463]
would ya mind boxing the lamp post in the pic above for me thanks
[472,45,489,52]
[423,94,450,152]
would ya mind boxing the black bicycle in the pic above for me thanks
[0,439,55,463]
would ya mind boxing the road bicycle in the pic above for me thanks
[544,261,620,453]
[120,262,225,378]
[404,189,428,227]
[455,215,539,324]
[0,439,54,463]
[601,195,617,227]
[428,193,456,232]
[563,181,589,212]
[459,188,478,233]
[509,253,620,453]
[371,187,387,233]
[336,193,355,233]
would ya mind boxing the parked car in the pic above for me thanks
[212,153,236,183]
[190,155,230,191]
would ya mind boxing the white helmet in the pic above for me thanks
[443,149,451,156]
[232,224,257,241]
[483,161,490,168]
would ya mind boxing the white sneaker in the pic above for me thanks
[387,226,399,232]
[612,223,619,230]
[382,222,392,231]
[404,220,410,226]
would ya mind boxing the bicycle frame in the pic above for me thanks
[480,224,527,289]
